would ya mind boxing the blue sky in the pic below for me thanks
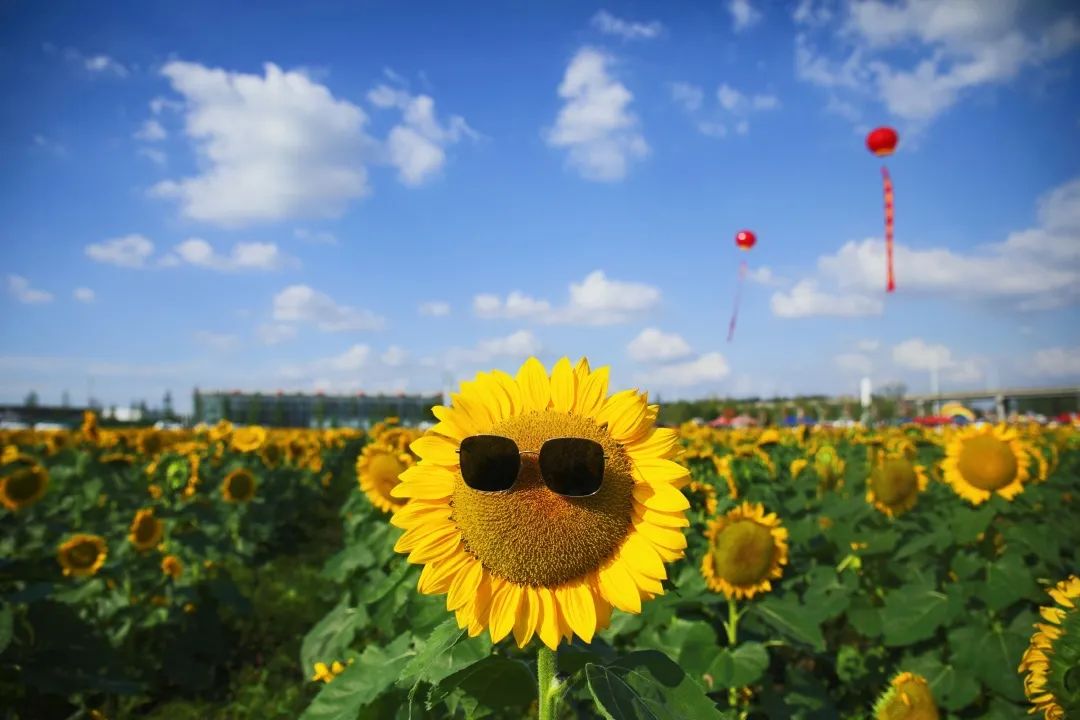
[2,0,1079,412]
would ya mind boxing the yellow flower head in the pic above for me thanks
[58,534,108,577]
[873,672,939,720]
[0,455,49,511]
[942,425,1028,505]
[161,554,183,580]
[357,442,415,514]
[128,508,165,551]
[390,357,690,650]
[231,425,268,453]
[701,502,789,600]
[221,468,257,503]
[866,454,928,518]
[1018,575,1080,720]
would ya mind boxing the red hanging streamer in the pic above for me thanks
[727,260,747,342]
[882,165,896,293]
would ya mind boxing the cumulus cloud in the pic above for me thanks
[794,0,1080,125]
[257,323,298,345]
[85,234,155,268]
[7,275,53,304]
[474,270,660,325]
[1029,347,1080,378]
[381,345,408,367]
[590,10,664,41]
[636,353,731,387]
[150,61,371,226]
[546,48,648,181]
[418,300,451,317]
[134,119,166,142]
[770,279,883,317]
[367,84,478,186]
[627,328,693,363]
[167,238,286,271]
[892,338,982,382]
[293,228,339,245]
[727,0,762,32]
[835,352,873,375]
[83,54,128,77]
[671,81,779,138]
[443,330,544,368]
[272,285,385,332]
[73,287,95,303]
[669,82,705,112]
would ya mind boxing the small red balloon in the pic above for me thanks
[866,126,899,157]
[735,230,756,251]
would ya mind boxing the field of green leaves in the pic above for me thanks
[1,406,1077,720]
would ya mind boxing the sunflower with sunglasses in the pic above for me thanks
[390,356,690,651]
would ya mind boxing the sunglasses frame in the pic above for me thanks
[456,434,608,497]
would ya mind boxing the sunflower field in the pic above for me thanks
[2,357,1079,720]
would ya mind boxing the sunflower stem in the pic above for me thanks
[536,645,559,720]
[725,599,739,709]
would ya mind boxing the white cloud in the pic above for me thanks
[636,353,731,387]
[368,87,477,186]
[7,275,53,304]
[476,330,542,359]
[138,147,167,165]
[590,10,664,41]
[257,323,298,345]
[134,119,166,141]
[474,270,661,325]
[381,345,408,367]
[746,266,784,286]
[627,328,693,363]
[150,61,371,226]
[418,300,451,317]
[794,1,1080,125]
[293,228,338,245]
[546,48,648,182]
[770,279,882,318]
[194,330,240,352]
[280,345,372,380]
[272,285,385,332]
[1029,347,1080,378]
[788,177,1080,311]
[171,238,285,271]
[85,234,154,268]
[835,352,872,375]
[892,338,982,382]
[857,339,880,352]
[73,287,95,303]
[728,0,762,32]
[670,82,704,112]
[84,54,128,77]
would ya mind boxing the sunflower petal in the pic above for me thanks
[488,582,522,643]
[513,586,539,648]
[632,482,690,512]
[575,365,610,419]
[597,560,642,613]
[619,533,667,580]
[447,558,484,611]
[557,582,597,643]
[550,357,576,413]
[632,458,690,485]
[633,518,688,551]
[409,437,460,467]
[516,357,551,412]
[536,587,561,650]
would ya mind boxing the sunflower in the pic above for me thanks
[1018,575,1080,720]
[161,554,183,580]
[712,455,739,498]
[232,425,268,453]
[58,534,108,577]
[873,671,939,719]
[259,440,285,469]
[813,444,845,492]
[128,508,164,551]
[866,454,928,518]
[389,357,690,649]
[790,458,808,479]
[701,502,788,600]
[100,452,136,467]
[0,456,49,511]
[685,480,718,515]
[942,425,1028,505]
[221,468,257,502]
[357,442,414,514]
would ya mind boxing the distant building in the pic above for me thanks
[192,389,441,428]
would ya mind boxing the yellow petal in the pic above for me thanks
[626,428,680,460]
[632,505,690,528]
[392,465,455,499]
[389,500,451,529]
[549,357,576,413]
[475,372,512,424]
[516,357,551,412]
[513,585,539,648]
[575,365,610,419]
[451,390,492,434]
[419,551,470,595]
[557,583,597,643]
[407,527,462,564]
[574,357,591,383]
[409,436,460,467]
[597,560,641,613]
[447,558,484,611]
[488,581,522,643]
[536,587,561,650]
[490,370,523,417]
[619,533,667,580]
[632,482,690,512]
[633,518,688,551]
[632,458,690,485]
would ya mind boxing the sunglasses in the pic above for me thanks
[457,435,606,497]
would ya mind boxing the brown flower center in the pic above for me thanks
[871,459,918,506]
[957,435,1018,491]
[711,520,776,587]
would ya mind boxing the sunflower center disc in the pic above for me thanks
[957,435,1017,491]
[368,452,405,492]
[711,520,776,587]
[451,411,634,587]
[5,467,42,502]
[70,542,99,568]
[872,459,917,506]
[134,517,158,544]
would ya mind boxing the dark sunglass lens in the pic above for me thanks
[539,438,604,497]
[459,435,520,492]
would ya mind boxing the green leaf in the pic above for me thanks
[949,623,1028,702]
[0,603,11,655]
[639,618,718,681]
[982,554,1039,612]
[754,595,826,651]
[950,503,996,544]
[704,642,768,690]
[847,596,882,638]
[801,566,854,621]
[880,586,950,647]
[585,650,723,720]
[398,618,490,690]
[300,598,370,675]
[905,654,980,711]
[300,633,413,720]
[429,655,535,711]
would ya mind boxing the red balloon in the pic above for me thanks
[735,230,756,251]
[866,126,899,157]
